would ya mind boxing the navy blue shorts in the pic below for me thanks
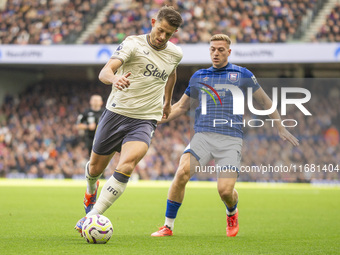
[92,109,157,155]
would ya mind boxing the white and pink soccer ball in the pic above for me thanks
[82,215,113,244]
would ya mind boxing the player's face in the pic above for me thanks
[209,40,231,68]
[90,95,103,110]
[150,18,178,48]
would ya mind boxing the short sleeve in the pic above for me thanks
[184,74,199,99]
[173,45,183,69]
[111,36,135,63]
[242,68,261,93]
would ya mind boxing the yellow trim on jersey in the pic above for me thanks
[146,34,167,51]
[114,169,131,177]
[110,56,124,64]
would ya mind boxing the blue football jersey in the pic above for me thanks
[185,63,260,138]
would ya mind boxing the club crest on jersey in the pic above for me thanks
[228,72,239,82]
[203,76,209,82]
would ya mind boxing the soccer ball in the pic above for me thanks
[82,215,113,244]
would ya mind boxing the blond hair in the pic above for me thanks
[210,34,232,46]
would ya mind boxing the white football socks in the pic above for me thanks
[164,217,175,230]
[86,175,127,217]
[85,161,102,194]
[226,208,238,216]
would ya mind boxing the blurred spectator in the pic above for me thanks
[0,0,321,44]
[84,0,319,44]
[0,0,106,44]
[313,3,340,42]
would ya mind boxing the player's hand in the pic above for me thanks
[162,104,171,119]
[157,118,166,124]
[113,72,131,90]
[278,127,299,146]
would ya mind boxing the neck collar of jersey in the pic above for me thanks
[210,62,231,71]
[146,34,167,51]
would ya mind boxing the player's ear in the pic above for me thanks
[151,18,156,27]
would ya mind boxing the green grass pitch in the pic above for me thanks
[0,179,339,255]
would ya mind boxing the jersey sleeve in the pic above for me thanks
[242,68,261,93]
[173,45,183,69]
[184,73,199,99]
[111,36,136,64]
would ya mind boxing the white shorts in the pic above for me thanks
[184,132,242,171]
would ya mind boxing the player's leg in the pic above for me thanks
[151,152,198,236]
[84,151,115,214]
[75,151,115,233]
[86,141,149,216]
[214,133,242,237]
[168,152,196,202]
[217,176,239,237]
[217,176,238,213]
[82,109,119,214]
[166,153,198,227]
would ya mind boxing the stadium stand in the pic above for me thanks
[0,0,329,44]
[84,0,324,44]
[314,3,340,42]
[0,0,107,44]
[1,80,339,182]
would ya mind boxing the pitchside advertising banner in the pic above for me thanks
[0,43,340,64]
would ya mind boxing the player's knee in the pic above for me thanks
[116,161,135,175]
[88,162,104,176]
[218,186,234,200]
[174,165,191,186]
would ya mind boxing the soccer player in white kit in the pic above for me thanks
[75,6,183,234]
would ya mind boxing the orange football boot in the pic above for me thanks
[226,211,239,237]
[151,225,173,237]
[84,180,99,214]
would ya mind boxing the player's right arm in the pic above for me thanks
[159,94,191,124]
[98,58,131,90]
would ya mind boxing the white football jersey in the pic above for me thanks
[106,34,183,121]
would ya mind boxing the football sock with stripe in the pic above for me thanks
[87,169,129,217]
[164,199,182,230]
[85,161,102,194]
[225,201,238,216]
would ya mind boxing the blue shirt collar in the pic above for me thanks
[208,62,231,71]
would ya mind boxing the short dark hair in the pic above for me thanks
[156,6,183,28]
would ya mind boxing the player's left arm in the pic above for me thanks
[163,68,177,119]
[253,87,299,146]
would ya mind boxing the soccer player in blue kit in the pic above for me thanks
[151,34,299,237]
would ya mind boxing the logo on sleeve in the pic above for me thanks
[113,43,124,55]
[251,75,258,85]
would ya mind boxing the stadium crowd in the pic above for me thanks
[84,0,320,44]
[0,0,106,44]
[314,3,340,42]
[0,79,339,183]
[0,0,329,44]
